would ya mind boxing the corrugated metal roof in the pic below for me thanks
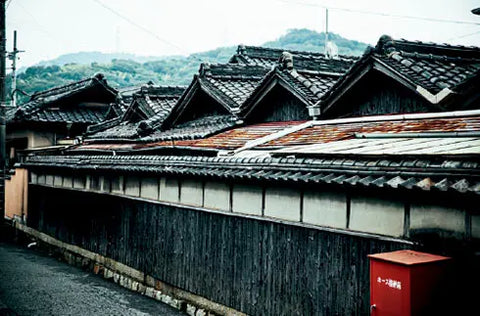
[260,115,480,148]
[273,137,480,156]
[136,121,305,150]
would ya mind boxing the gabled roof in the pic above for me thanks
[237,67,342,119]
[319,35,480,115]
[86,84,185,141]
[229,46,358,120]
[7,73,118,125]
[229,45,357,71]
[158,63,270,131]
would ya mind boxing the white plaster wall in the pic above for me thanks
[140,178,159,200]
[45,175,54,186]
[264,187,301,222]
[204,182,230,211]
[53,175,63,187]
[63,176,73,188]
[350,196,404,237]
[73,176,85,189]
[180,179,203,206]
[159,178,179,203]
[30,172,38,184]
[111,176,124,194]
[125,176,140,197]
[410,204,465,235]
[100,176,110,193]
[472,215,480,239]
[37,174,46,185]
[232,184,263,216]
[303,191,347,228]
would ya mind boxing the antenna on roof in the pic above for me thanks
[324,8,328,55]
[324,8,338,59]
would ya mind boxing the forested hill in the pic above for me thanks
[12,29,368,104]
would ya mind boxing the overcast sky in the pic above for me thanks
[6,0,480,67]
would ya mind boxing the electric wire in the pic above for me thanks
[91,0,203,62]
[276,0,480,26]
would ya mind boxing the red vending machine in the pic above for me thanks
[368,250,451,316]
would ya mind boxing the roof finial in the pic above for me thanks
[376,35,394,55]
[279,52,294,70]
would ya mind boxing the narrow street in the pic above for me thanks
[0,242,184,316]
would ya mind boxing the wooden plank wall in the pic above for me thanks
[27,185,408,315]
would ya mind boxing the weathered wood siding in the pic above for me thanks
[27,185,408,315]
[325,71,432,118]
[248,86,311,123]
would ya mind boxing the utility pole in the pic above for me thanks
[8,30,24,108]
[0,0,6,218]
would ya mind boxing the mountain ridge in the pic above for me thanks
[12,29,369,104]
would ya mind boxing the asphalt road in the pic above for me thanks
[0,242,184,316]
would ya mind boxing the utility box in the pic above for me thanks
[368,250,450,316]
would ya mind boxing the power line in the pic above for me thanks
[16,2,72,47]
[91,0,202,61]
[446,30,480,42]
[276,0,480,26]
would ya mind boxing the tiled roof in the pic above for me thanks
[156,63,270,136]
[25,107,107,124]
[24,153,480,195]
[197,63,271,111]
[8,73,117,125]
[140,115,238,142]
[376,37,480,94]
[86,85,185,140]
[320,36,480,114]
[230,45,357,72]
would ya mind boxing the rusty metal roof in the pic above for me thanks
[259,115,480,148]
[273,137,480,156]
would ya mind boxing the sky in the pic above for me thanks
[6,0,480,67]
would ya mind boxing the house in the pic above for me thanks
[230,45,358,123]
[9,37,480,315]
[6,73,117,163]
[85,83,186,142]
[314,35,480,118]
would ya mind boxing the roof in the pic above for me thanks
[257,113,480,149]
[230,47,357,119]
[155,63,270,137]
[319,36,480,115]
[239,68,342,117]
[8,73,118,125]
[23,153,480,196]
[86,85,185,141]
[230,45,357,72]
[23,110,480,195]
